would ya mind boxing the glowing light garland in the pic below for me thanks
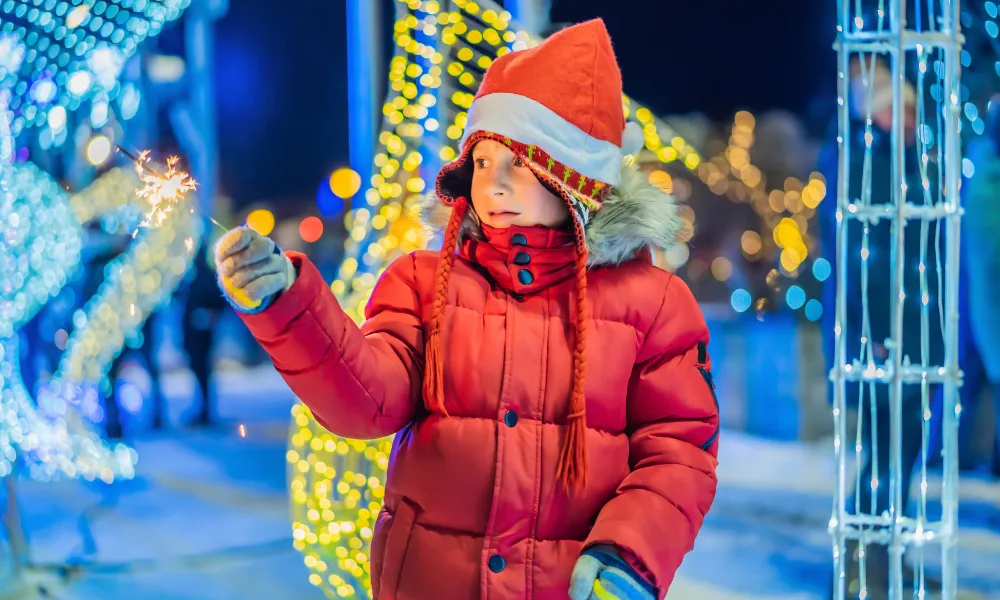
[0,33,198,484]
[0,96,134,482]
[1,156,198,482]
[0,0,190,137]
[831,4,962,596]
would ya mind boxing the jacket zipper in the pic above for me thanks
[697,366,720,451]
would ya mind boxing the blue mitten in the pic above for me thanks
[568,545,656,600]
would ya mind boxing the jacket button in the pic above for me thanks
[511,233,528,246]
[488,554,506,573]
[517,269,534,285]
[513,251,530,266]
[504,410,518,427]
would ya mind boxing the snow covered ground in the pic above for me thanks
[3,364,1000,600]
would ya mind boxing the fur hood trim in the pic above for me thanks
[417,161,681,267]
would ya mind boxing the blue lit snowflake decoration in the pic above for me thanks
[0,0,190,136]
[0,92,136,481]
[0,0,195,482]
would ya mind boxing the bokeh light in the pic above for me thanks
[647,169,673,193]
[741,230,762,256]
[665,244,691,270]
[330,167,363,199]
[731,289,752,313]
[805,299,824,322]
[317,179,346,217]
[785,285,806,310]
[86,136,112,166]
[812,258,832,282]
[300,216,325,243]
[711,257,733,281]
[247,209,276,237]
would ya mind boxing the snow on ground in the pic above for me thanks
[2,364,999,599]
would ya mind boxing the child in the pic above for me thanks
[215,19,719,600]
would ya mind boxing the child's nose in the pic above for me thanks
[489,168,513,195]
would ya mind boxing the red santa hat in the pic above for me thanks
[426,19,638,493]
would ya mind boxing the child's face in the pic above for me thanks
[470,140,569,229]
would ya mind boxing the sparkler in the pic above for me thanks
[115,145,263,309]
[115,145,224,233]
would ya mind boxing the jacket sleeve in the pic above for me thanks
[584,275,719,599]
[237,251,424,439]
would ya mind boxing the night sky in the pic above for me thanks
[209,0,836,210]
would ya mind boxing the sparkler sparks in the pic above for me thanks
[132,150,197,230]
[115,145,258,308]
[117,145,228,234]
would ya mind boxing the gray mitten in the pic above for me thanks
[214,226,295,312]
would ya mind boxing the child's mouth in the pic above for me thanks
[489,211,519,217]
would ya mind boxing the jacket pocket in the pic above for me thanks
[697,366,720,451]
[377,499,418,600]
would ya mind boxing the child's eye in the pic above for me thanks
[512,157,525,167]
[474,158,488,168]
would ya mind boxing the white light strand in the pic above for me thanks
[831,0,963,597]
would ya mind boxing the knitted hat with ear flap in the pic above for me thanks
[429,18,641,494]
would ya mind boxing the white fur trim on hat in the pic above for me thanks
[462,92,627,186]
[621,121,645,157]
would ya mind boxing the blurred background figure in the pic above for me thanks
[956,94,1000,476]
[80,226,164,439]
[182,240,228,428]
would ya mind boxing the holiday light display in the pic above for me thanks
[0,111,198,484]
[3,163,198,482]
[0,0,190,137]
[831,3,962,597]
[0,101,123,481]
[0,0,193,484]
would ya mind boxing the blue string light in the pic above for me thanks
[0,0,194,482]
[812,258,832,282]
[785,285,806,310]
[730,289,752,313]
[0,0,190,137]
[0,94,135,481]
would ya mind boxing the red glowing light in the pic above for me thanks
[299,216,324,243]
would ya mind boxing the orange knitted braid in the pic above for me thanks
[555,218,590,493]
[422,197,468,417]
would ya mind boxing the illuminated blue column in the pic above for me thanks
[347,0,380,197]
[504,0,551,34]
[187,0,225,216]
[168,0,228,219]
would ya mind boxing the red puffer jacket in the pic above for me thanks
[238,164,719,600]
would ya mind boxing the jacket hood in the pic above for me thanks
[418,160,682,267]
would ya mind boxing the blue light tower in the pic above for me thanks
[504,0,551,34]
[346,0,381,208]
